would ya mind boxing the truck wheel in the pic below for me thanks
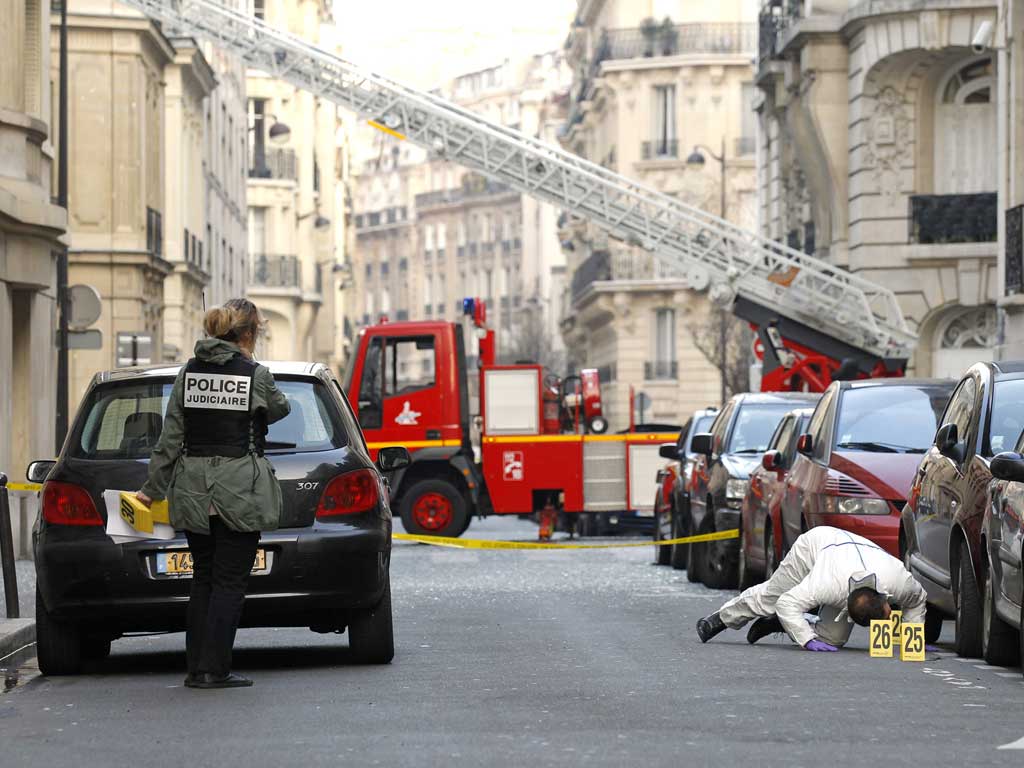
[954,540,983,658]
[35,589,83,676]
[981,557,1019,666]
[400,479,468,537]
[348,576,394,664]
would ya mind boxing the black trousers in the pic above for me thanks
[184,517,259,678]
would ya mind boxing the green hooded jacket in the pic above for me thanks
[140,339,291,533]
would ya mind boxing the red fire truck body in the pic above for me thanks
[344,316,673,537]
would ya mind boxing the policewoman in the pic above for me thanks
[137,298,290,689]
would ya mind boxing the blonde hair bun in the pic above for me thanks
[203,299,265,342]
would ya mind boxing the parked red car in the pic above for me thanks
[781,379,955,557]
[738,408,814,587]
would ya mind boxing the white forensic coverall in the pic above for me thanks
[719,526,927,647]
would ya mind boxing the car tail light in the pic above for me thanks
[316,469,379,518]
[41,481,103,526]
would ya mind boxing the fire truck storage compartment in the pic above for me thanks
[583,440,627,512]
[483,367,540,435]
[480,437,584,514]
[628,444,664,514]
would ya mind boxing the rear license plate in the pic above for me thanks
[635,509,655,517]
[156,549,267,576]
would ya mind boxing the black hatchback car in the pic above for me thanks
[901,361,1024,656]
[29,362,409,675]
[686,392,819,588]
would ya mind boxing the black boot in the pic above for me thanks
[746,615,784,645]
[187,672,253,689]
[696,612,727,643]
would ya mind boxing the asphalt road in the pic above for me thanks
[2,516,1023,767]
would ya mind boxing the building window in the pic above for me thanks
[248,207,267,254]
[934,57,995,195]
[253,0,265,19]
[649,308,677,380]
[652,85,677,157]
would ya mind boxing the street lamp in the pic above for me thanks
[686,137,729,406]
[267,119,292,144]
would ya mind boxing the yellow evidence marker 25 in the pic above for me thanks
[890,610,902,648]
[900,623,926,662]
[869,619,894,658]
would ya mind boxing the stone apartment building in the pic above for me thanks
[757,0,999,377]
[559,0,759,428]
[351,52,571,367]
[0,0,67,481]
[245,0,351,371]
[53,0,250,409]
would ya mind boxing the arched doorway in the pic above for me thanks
[934,57,995,194]
[931,305,996,379]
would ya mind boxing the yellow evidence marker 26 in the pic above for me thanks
[900,623,926,662]
[890,610,902,648]
[869,619,894,658]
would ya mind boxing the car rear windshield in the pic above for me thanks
[726,404,797,454]
[72,376,349,460]
[989,378,1024,454]
[834,385,950,454]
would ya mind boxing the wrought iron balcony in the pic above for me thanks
[570,249,686,303]
[248,148,297,181]
[759,1,802,63]
[642,139,679,160]
[909,193,997,245]
[595,22,756,62]
[1006,204,1024,295]
[249,254,300,289]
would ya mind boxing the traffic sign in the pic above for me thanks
[68,284,102,330]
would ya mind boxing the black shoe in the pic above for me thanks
[746,615,784,645]
[696,612,727,643]
[188,672,253,689]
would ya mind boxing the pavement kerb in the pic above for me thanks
[0,619,36,661]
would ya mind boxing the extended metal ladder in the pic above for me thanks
[120,0,916,364]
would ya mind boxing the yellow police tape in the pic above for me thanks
[5,482,42,493]
[393,528,739,550]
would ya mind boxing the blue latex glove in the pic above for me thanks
[804,639,838,652]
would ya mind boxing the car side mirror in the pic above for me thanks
[990,452,1024,482]
[658,444,680,460]
[935,423,961,461]
[26,460,55,484]
[691,433,713,457]
[797,434,813,455]
[376,446,411,473]
[762,450,782,471]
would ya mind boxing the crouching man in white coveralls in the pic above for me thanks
[696,526,928,651]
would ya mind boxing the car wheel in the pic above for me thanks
[699,520,737,590]
[924,605,944,644]
[764,524,778,580]
[35,589,83,676]
[671,509,691,574]
[737,525,757,590]
[349,575,394,664]
[81,635,112,662]
[654,499,671,566]
[981,556,1019,666]
[399,479,468,537]
[954,540,983,658]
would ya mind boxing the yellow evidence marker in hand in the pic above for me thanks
[118,492,170,534]
[900,623,926,662]
[869,619,894,658]
[890,610,902,648]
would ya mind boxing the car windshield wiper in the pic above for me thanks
[265,441,297,449]
[835,441,904,453]
[731,449,763,455]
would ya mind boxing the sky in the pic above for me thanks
[334,0,577,88]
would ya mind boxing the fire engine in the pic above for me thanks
[344,299,675,537]
[116,0,923,535]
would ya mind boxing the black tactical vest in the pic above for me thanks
[181,354,268,458]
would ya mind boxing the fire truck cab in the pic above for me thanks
[344,305,673,538]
